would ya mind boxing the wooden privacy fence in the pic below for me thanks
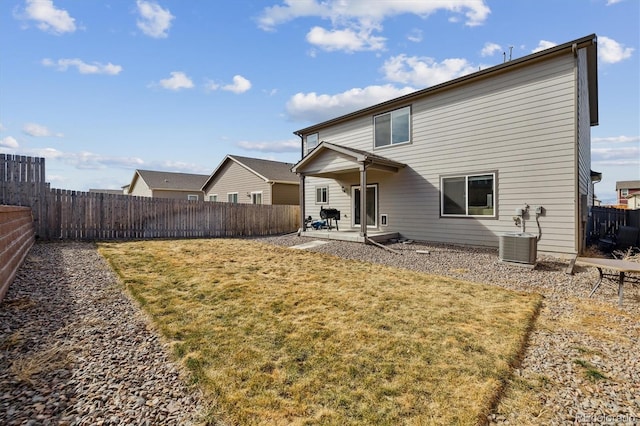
[587,205,640,245]
[0,206,35,302]
[1,154,300,240]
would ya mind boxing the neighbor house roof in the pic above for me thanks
[128,169,209,193]
[202,155,298,191]
[293,34,598,137]
[616,180,640,190]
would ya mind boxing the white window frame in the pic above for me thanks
[621,189,629,197]
[315,186,328,204]
[209,194,218,202]
[227,192,238,203]
[251,191,263,204]
[440,172,496,218]
[187,194,199,201]
[306,133,319,155]
[374,106,411,149]
[352,184,378,228]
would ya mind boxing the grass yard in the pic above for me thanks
[98,239,542,425]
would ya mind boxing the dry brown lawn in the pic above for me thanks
[98,238,542,425]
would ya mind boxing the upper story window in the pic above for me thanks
[209,194,218,202]
[251,192,262,204]
[441,173,496,217]
[228,192,238,203]
[621,189,629,197]
[187,194,199,201]
[306,133,319,155]
[374,106,411,148]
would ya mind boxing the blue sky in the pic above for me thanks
[0,0,638,204]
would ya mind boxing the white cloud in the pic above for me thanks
[591,135,640,166]
[407,29,423,43]
[136,0,174,38]
[42,58,122,75]
[258,0,490,52]
[531,40,557,53]
[598,36,634,64]
[23,123,63,137]
[306,26,385,52]
[157,72,194,91]
[286,84,416,123]
[606,0,623,5]
[207,75,253,94]
[381,54,477,87]
[147,160,211,175]
[222,75,252,94]
[23,0,76,35]
[481,42,501,57]
[258,0,490,30]
[0,136,19,149]
[236,140,300,153]
[593,135,640,144]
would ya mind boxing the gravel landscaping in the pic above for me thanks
[1,236,639,425]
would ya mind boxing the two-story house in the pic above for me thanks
[292,34,598,256]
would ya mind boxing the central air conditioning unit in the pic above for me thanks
[499,232,537,265]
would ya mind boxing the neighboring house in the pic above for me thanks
[127,169,208,200]
[626,194,640,210]
[89,189,124,195]
[615,180,640,208]
[292,34,598,256]
[202,155,299,205]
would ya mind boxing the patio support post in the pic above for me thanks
[299,174,306,231]
[359,163,367,238]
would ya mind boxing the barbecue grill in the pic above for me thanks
[320,207,340,230]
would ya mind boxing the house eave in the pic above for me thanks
[293,34,598,136]
[292,141,406,176]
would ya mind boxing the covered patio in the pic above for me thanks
[292,141,406,242]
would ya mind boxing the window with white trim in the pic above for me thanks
[306,133,319,154]
[227,192,238,203]
[187,194,199,201]
[374,106,410,148]
[251,192,262,204]
[209,194,218,202]
[441,173,495,217]
[315,186,328,204]
[621,189,629,197]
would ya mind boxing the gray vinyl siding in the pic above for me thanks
[271,183,300,205]
[305,51,584,254]
[129,179,153,197]
[204,161,272,204]
[153,189,204,200]
[577,48,593,251]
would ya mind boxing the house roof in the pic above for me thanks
[293,34,598,137]
[129,169,209,193]
[616,180,640,190]
[202,155,298,191]
[292,141,406,176]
